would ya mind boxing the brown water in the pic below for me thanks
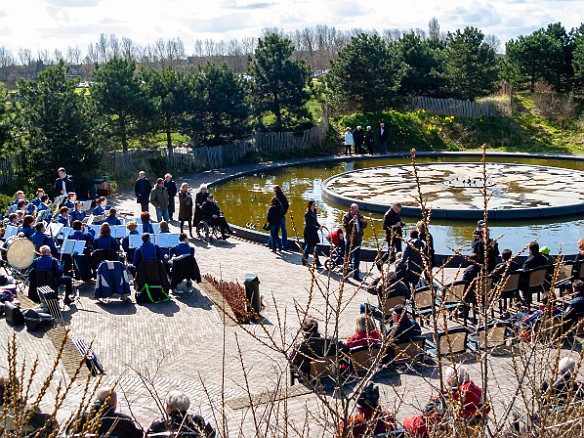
[213,156,584,254]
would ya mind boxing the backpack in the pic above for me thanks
[136,284,169,304]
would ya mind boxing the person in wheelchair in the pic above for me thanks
[201,194,233,240]
[30,245,73,305]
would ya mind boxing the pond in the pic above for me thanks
[212,156,584,254]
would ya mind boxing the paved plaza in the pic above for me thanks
[0,158,581,436]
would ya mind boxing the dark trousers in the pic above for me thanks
[347,240,362,275]
[139,199,149,214]
[303,243,321,265]
[210,216,229,234]
[58,276,73,297]
[180,219,193,236]
[168,197,175,219]
[269,225,281,250]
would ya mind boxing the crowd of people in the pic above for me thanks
[343,123,388,155]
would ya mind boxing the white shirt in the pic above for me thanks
[345,132,354,145]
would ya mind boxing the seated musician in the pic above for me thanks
[158,220,172,261]
[122,221,140,263]
[70,220,92,244]
[18,215,35,240]
[7,213,19,227]
[104,208,121,226]
[201,194,232,238]
[141,211,154,234]
[31,188,45,208]
[172,233,195,258]
[17,200,35,217]
[92,196,110,225]
[7,191,27,214]
[92,223,120,252]
[70,200,86,223]
[133,233,163,268]
[30,245,73,305]
[36,194,52,213]
[61,192,76,209]
[31,223,59,257]
[54,206,72,227]
[68,220,92,281]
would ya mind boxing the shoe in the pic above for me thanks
[302,260,307,266]
[353,274,361,281]
[316,263,323,268]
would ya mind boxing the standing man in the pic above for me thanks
[135,171,152,214]
[274,185,289,251]
[53,167,75,198]
[365,126,375,154]
[378,122,388,154]
[343,203,367,281]
[353,125,364,155]
[383,203,404,264]
[150,178,169,222]
[164,173,178,221]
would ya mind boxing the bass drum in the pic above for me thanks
[2,237,36,270]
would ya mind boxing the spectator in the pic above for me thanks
[336,383,397,437]
[346,315,381,349]
[291,317,350,378]
[148,390,216,437]
[472,227,499,273]
[150,178,170,223]
[398,230,427,291]
[194,184,209,234]
[403,365,487,437]
[266,196,283,252]
[541,357,584,408]
[386,304,421,345]
[135,170,152,214]
[365,125,375,154]
[563,280,584,331]
[343,203,367,281]
[164,173,178,221]
[273,185,289,251]
[302,200,322,267]
[492,248,520,278]
[66,387,143,438]
[344,127,354,155]
[353,125,364,154]
[178,182,194,238]
[522,241,548,271]
[202,194,232,240]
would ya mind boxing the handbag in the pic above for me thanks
[262,223,270,231]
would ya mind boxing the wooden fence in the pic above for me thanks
[101,114,329,178]
[411,96,512,118]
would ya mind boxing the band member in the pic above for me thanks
[122,221,140,263]
[55,206,72,227]
[54,167,75,197]
[92,197,110,225]
[18,215,35,240]
[61,192,77,209]
[36,194,52,213]
[31,223,59,257]
[71,201,86,223]
[31,245,74,305]
[104,208,121,226]
[92,223,119,252]
[31,188,45,207]
[133,233,163,269]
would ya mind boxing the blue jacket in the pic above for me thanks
[133,242,163,266]
[18,226,34,240]
[172,242,194,257]
[93,235,119,251]
[31,255,62,278]
[94,261,131,299]
[31,232,59,256]
[71,209,86,222]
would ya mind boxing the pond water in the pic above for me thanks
[212,156,584,254]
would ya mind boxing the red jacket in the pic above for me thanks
[346,330,382,349]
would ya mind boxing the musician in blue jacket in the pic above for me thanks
[30,245,73,305]
[93,223,120,252]
[54,206,72,227]
[172,233,195,258]
[61,192,77,209]
[122,221,140,263]
[18,215,35,240]
[71,201,86,223]
[31,223,59,257]
[133,233,163,267]
[92,197,110,225]
[104,208,122,226]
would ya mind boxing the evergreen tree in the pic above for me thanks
[18,61,103,187]
[91,57,154,153]
[185,63,250,145]
[248,34,312,131]
[395,32,447,97]
[142,67,190,155]
[325,33,400,113]
[444,27,499,100]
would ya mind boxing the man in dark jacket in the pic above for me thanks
[135,171,152,214]
[343,203,368,281]
[54,167,75,197]
[472,227,500,273]
[201,194,231,239]
[353,125,365,154]
[164,173,178,221]
[274,185,289,250]
[397,230,427,291]
[522,241,548,271]
[383,203,404,264]
[66,387,143,438]
[148,390,215,437]
[378,122,388,154]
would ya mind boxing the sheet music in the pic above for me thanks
[151,223,160,235]
[136,224,143,234]
[58,226,73,239]
[86,214,95,225]
[129,233,143,249]
[47,222,63,238]
[60,238,85,255]
[112,225,127,239]
[89,225,102,236]
[3,225,17,239]
[156,233,179,248]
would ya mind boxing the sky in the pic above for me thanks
[1,0,583,57]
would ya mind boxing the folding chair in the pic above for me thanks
[410,286,435,327]
[425,326,469,358]
[521,266,549,305]
[38,285,65,326]
[350,345,382,373]
[468,321,510,351]
[496,271,522,313]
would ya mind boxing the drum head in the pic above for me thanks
[6,238,35,270]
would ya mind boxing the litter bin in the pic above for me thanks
[244,274,261,318]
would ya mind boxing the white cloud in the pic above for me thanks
[0,0,582,56]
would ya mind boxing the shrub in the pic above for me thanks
[203,274,253,323]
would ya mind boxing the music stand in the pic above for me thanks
[3,226,17,239]
[156,233,179,248]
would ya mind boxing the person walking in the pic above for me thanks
[343,203,367,281]
[135,171,152,214]
[274,185,289,251]
[164,173,178,221]
[150,178,170,222]
[303,200,323,267]
[266,197,283,253]
[344,127,354,156]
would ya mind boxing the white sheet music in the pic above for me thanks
[151,223,160,235]
[60,238,86,255]
[86,214,95,225]
[156,233,179,248]
[47,222,63,238]
[58,227,73,239]
[112,225,127,239]
[3,225,17,239]
[89,225,102,235]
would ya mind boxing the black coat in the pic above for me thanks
[67,406,143,438]
[522,253,549,271]
[267,204,283,226]
[276,191,289,215]
[135,178,152,203]
[379,126,388,142]
[54,175,75,197]
[303,209,320,245]
[353,128,365,145]
[365,130,375,146]
[148,411,215,437]
[383,208,403,238]
[164,179,178,199]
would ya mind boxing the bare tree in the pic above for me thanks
[66,46,82,67]
[109,34,120,59]
[485,34,502,54]
[121,37,139,62]
[428,17,441,40]
[193,39,204,58]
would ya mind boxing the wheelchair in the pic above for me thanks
[196,218,222,242]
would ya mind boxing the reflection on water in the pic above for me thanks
[214,156,584,254]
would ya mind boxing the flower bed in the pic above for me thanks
[203,274,253,323]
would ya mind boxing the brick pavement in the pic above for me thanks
[1,159,581,436]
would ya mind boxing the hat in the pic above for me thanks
[207,194,214,199]
[540,246,550,255]
[477,220,486,227]
[356,383,379,409]
[392,304,405,315]
[473,229,482,235]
